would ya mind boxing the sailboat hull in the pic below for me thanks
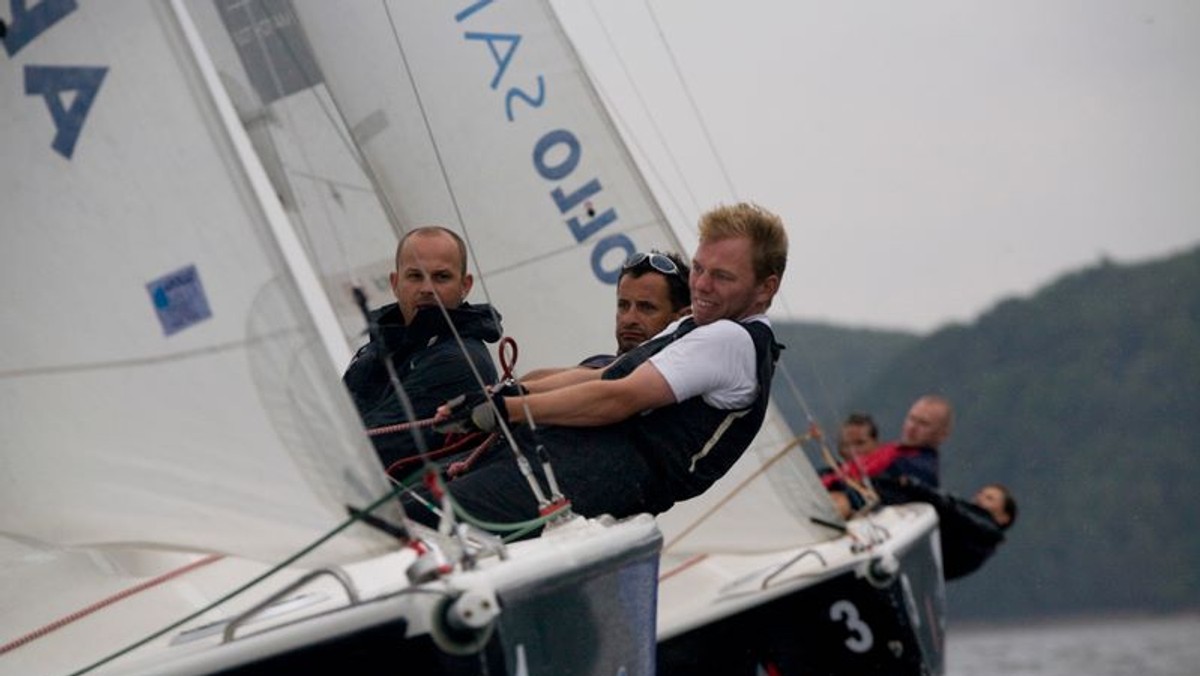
[103,516,663,676]
[657,504,945,675]
[213,530,663,676]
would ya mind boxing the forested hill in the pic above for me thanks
[781,245,1200,621]
[769,322,918,433]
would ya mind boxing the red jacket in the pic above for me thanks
[821,442,939,488]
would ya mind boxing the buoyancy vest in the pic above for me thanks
[603,317,781,512]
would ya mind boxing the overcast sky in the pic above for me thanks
[555,0,1200,333]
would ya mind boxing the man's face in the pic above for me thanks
[390,231,473,325]
[900,399,949,448]
[689,236,777,325]
[839,423,878,460]
[615,272,682,354]
[973,486,1011,527]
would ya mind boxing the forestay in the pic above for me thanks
[0,1,397,565]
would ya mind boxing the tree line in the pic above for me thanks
[771,245,1200,621]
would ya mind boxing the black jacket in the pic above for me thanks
[343,302,501,473]
[875,476,1006,580]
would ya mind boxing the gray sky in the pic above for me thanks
[556,0,1200,333]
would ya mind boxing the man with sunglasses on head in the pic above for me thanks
[415,203,787,538]
[522,250,691,379]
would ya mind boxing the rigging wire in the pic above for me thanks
[247,0,572,527]
[662,433,807,553]
[641,0,741,203]
[225,1,534,538]
[635,1,856,471]
[584,0,705,227]
[377,2,503,329]
[241,0,375,295]
[368,7,563,513]
[587,2,849,484]
[390,466,568,542]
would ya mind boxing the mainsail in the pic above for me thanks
[0,1,398,565]
[284,0,840,552]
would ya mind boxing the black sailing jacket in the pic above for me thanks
[875,476,1006,580]
[342,302,501,472]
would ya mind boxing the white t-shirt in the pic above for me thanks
[647,314,770,410]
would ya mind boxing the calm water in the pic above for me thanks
[945,613,1200,676]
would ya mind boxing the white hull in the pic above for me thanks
[1,515,661,676]
[657,504,945,674]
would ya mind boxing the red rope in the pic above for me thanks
[658,553,709,582]
[0,553,224,656]
[445,432,500,478]
[498,336,518,381]
[384,431,493,479]
[366,416,439,437]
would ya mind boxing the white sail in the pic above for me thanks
[0,1,398,564]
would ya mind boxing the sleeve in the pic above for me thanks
[341,342,380,413]
[362,340,497,470]
[648,320,758,409]
[401,340,496,420]
[872,476,952,510]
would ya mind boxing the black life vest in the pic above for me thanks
[603,317,781,512]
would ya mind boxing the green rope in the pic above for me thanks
[400,465,568,540]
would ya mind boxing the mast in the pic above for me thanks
[170,0,351,371]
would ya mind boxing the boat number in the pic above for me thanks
[829,600,874,653]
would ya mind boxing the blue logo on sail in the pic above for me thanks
[147,265,212,336]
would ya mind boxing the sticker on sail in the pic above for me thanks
[147,264,213,336]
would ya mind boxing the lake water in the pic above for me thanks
[945,613,1200,676]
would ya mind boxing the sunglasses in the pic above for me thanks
[622,252,682,277]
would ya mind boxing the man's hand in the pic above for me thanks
[435,391,507,434]
[490,378,527,398]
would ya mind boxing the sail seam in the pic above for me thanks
[0,329,296,379]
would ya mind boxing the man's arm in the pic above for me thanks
[365,343,494,466]
[521,366,572,382]
[520,364,606,394]
[504,361,674,426]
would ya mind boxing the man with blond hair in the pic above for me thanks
[413,203,789,535]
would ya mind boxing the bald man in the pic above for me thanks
[823,395,952,513]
